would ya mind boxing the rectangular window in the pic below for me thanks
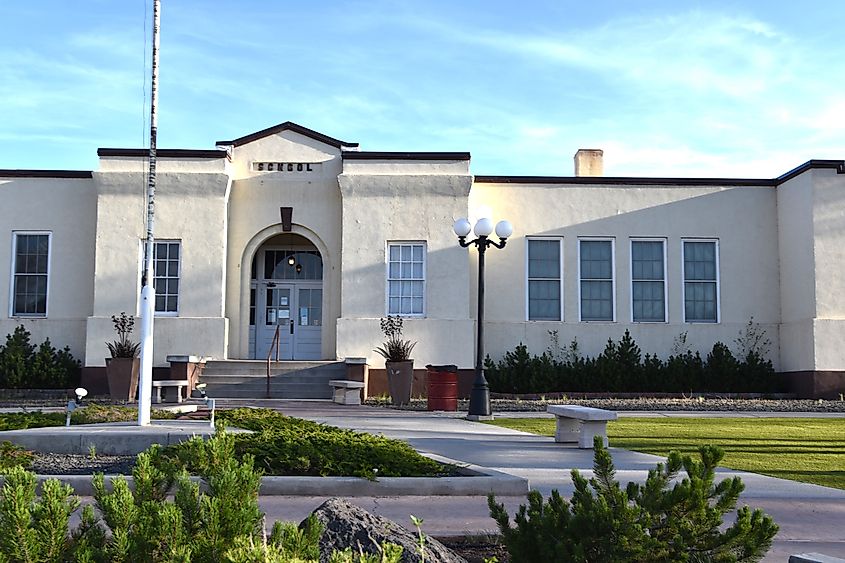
[153,241,180,314]
[10,232,50,317]
[387,242,425,316]
[683,240,719,322]
[631,239,666,322]
[527,238,562,321]
[579,239,614,321]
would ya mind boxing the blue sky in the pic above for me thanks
[1,1,843,177]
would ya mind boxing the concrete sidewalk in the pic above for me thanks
[241,400,845,562]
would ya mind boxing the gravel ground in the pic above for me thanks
[365,397,845,413]
[30,453,136,475]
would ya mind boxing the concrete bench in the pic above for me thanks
[329,380,365,405]
[152,380,190,404]
[547,405,617,448]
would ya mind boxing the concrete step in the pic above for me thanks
[203,382,334,399]
[199,360,344,399]
[200,374,341,385]
[202,360,343,375]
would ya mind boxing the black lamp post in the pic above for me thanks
[453,216,513,420]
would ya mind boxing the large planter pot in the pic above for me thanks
[386,360,414,406]
[105,357,140,402]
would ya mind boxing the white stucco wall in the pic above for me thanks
[471,181,782,366]
[776,171,816,371]
[808,168,845,371]
[0,176,97,361]
[85,158,231,366]
[336,168,475,368]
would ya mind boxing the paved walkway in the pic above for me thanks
[218,400,845,562]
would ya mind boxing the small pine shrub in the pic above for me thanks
[0,325,81,389]
[0,429,414,562]
[0,441,34,473]
[489,437,779,563]
[486,327,779,395]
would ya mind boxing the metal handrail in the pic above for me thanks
[266,324,281,398]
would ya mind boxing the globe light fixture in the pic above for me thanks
[454,214,513,420]
[452,218,472,238]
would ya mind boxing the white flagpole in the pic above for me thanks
[138,0,160,426]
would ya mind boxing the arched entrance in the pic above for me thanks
[249,233,323,360]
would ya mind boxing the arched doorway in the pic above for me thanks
[249,233,323,360]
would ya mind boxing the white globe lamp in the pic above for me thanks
[495,220,513,240]
[474,217,494,237]
[453,218,472,238]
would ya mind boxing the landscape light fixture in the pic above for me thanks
[453,216,513,420]
[74,387,88,403]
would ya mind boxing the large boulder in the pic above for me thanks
[307,498,467,563]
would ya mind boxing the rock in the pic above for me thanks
[307,498,467,563]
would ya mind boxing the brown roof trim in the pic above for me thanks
[216,121,359,149]
[343,151,471,161]
[775,159,845,185]
[97,148,228,159]
[0,169,93,179]
[473,175,775,187]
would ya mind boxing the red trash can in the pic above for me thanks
[426,364,458,411]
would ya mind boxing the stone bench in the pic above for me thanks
[152,380,190,404]
[329,380,365,405]
[547,405,617,449]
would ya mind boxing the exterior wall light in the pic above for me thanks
[453,216,513,420]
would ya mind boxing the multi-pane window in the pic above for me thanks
[387,243,425,316]
[153,241,180,314]
[264,250,323,280]
[11,232,50,317]
[631,240,666,322]
[298,288,322,326]
[579,239,614,321]
[683,240,719,322]
[527,239,561,321]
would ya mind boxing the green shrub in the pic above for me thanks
[0,441,34,473]
[0,405,177,434]
[0,411,65,431]
[489,437,779,562]
[0,429,410,562]
[157,408,448,479]
[485,328,778,395]
[0,325,81,389]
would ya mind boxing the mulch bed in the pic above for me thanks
[30,453,136,475]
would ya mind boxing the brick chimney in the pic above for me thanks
[574,149,604,177]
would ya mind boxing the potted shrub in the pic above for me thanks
[374,316,417,406]
[105,312,141,402]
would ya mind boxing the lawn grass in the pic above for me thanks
[487,417,845,490]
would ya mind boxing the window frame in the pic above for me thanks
[385,241,426,317]
[629,238,668,323]
[525,237,563,322]
[9,231,52,318]
[681,238,720,323]
[577,237,616,322]
[140,239,182,317]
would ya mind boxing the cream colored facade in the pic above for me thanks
[1,122,844,393]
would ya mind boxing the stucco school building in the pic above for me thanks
[1,122,844,398]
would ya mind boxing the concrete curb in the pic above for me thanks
[6,453,528,498]
[789,554,845,563]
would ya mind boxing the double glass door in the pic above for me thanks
[256,282,322,360]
